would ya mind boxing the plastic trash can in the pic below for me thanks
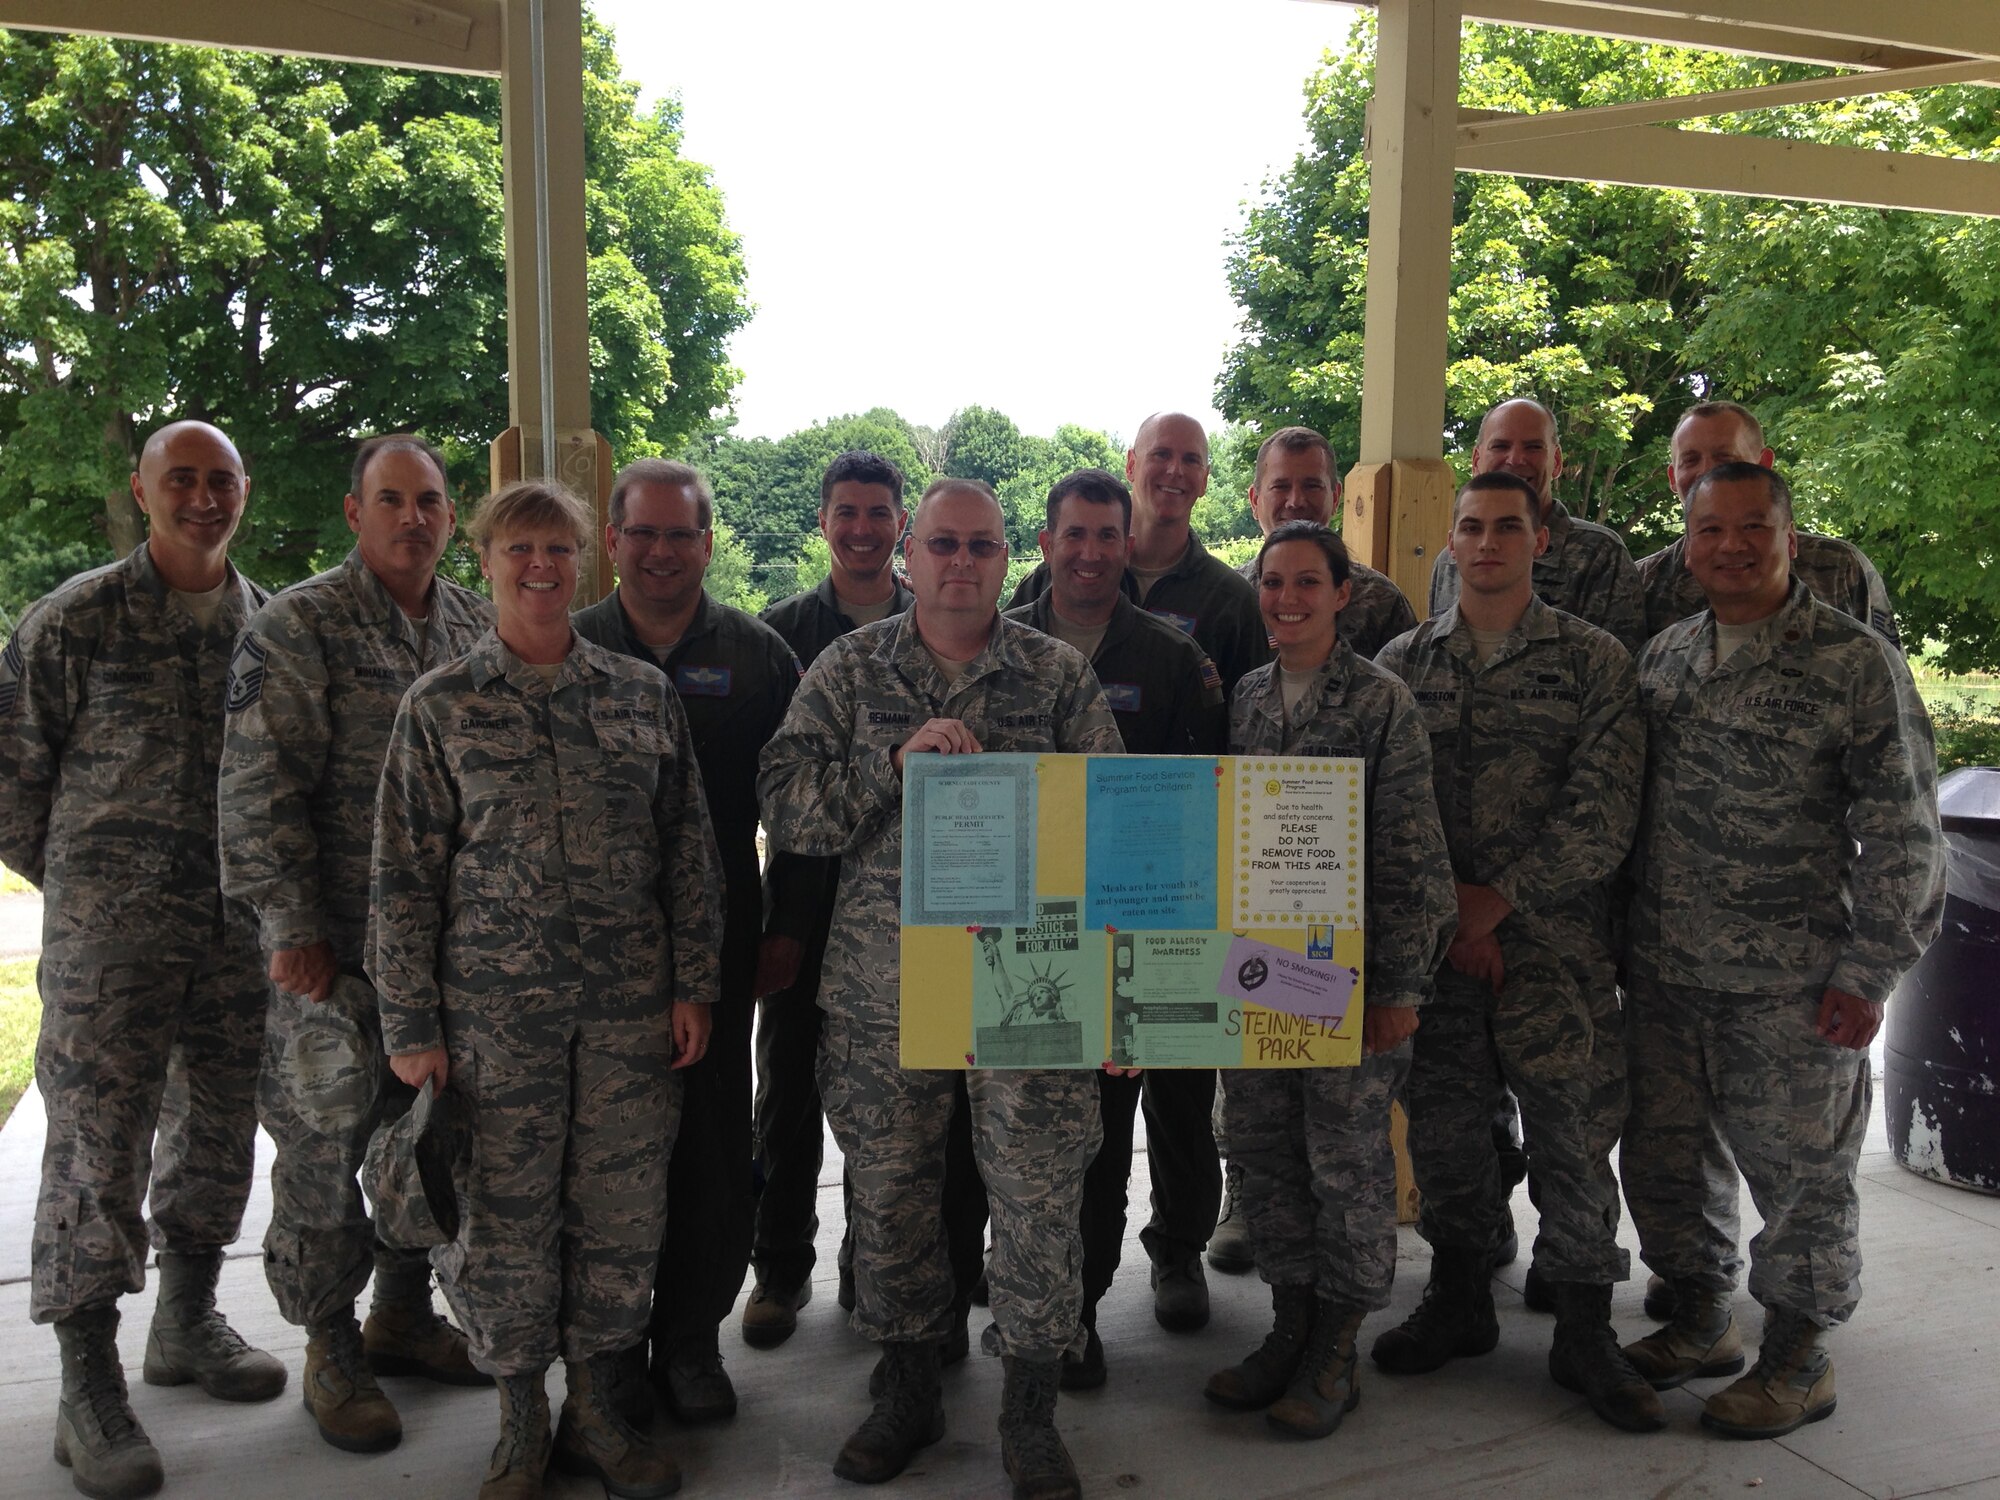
[1886,765,2000,1194]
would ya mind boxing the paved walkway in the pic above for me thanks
[0,1064,1995,1499]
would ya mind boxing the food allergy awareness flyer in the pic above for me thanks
[899,754,1364,1069]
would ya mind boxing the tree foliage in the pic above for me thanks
[1218,18,2000,663]
[0,16,749,602]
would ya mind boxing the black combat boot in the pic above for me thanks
[1203,1282,1317,1410]
[142,1248,286,1401]
[835,1340,945,1484]
[1369,1244,1498,1374]
[1549,1281,1667,1432]
[53,1306,165,1500]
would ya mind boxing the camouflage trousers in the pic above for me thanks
[433,1001,682,1376]
[1621,979,1869,1329]
[31,934,266,1323]
[818,1011,1099,1362]
[1220,1037,1411,1308]
[258,975,426,1327]
[1407,952,1630,1283]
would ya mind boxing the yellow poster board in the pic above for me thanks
[898,753,1365,1069]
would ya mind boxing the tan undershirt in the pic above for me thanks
[1046,605,1108,664]
[173,580,229,630]
[1130,563,1175,604]
[837,590,895,627]
[1468,624,1510,666]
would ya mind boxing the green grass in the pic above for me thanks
[0,956,37,1128]
[0,863,32,896]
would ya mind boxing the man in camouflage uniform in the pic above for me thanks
[760,478,1121,1498]
[1426,397,1645,1281]
[0,420,285,1500]
[1004,467,1226,1386]
[218,434,495,1454]
[1621,461,1944,1439]
[572,458,801,1421]
[1237,426,1416,660]
[1372,473,1659,1431]
[1638,400,1899,644]
[1203,521,1455,1442]
[369,479,723,1500]
[1428,399,1646,653]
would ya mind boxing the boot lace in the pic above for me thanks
[72,1330,140,1444]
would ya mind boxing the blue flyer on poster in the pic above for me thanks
[1082,757,1218,930]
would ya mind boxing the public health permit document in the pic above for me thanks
[899,753,1364,1070]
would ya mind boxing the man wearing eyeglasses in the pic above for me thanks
[573,458,803,1427]
[761,478,1122,1498]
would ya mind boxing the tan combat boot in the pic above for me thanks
[1622,1280,1745,1390]
[1265,1300,1365,1439]
[303,1311,402,1452]
[999,1355,1080,1500]
[142,1249,286,1402]
[480,1371,553,1500]
[53,1306,165,1500]
[553,1352,680,1498]
[362,1252,489,1386]
[1701,1307,1837,1439]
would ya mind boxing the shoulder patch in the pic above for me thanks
[225,633,268,713]
[0,634,23,717]
[790,652,805,679]
[674,664,733,697]
[1199,659,1222,693]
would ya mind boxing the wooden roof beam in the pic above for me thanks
[1326,0,1991,71]
[0,0,504,75]
[1457,112,2000,218]
[1457,59,2000,148]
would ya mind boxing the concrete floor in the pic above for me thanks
[0,1070,1995,1500]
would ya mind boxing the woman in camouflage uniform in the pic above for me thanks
[1202,521,1454,1442]
[368,481,722,1500]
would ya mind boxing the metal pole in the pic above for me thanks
[527,0,557,482]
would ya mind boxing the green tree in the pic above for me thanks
[0,17,749,585]
[1222,19,2000,662]
[1217,20,1773,539]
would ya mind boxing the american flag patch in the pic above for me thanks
[1199,660,1222,693]
[0,635,22,716]
[225,634,267,713]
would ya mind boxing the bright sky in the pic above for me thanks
[593,0,1361,445]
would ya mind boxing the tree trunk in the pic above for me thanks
[102,414,143,555]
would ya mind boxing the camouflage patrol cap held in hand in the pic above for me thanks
[364,1079,468,1249]
[283,975,385,1140]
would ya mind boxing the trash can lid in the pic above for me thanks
[1939,765,2000,834]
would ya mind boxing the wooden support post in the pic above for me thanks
[1353,0,1464,1220]
[492,0,612,603]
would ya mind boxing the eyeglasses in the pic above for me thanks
[617,525,709,548]
[917,535,1005,559]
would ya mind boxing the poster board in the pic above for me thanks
[899,753,1365,1069]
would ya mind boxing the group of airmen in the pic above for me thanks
[0,392,1944,1500]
